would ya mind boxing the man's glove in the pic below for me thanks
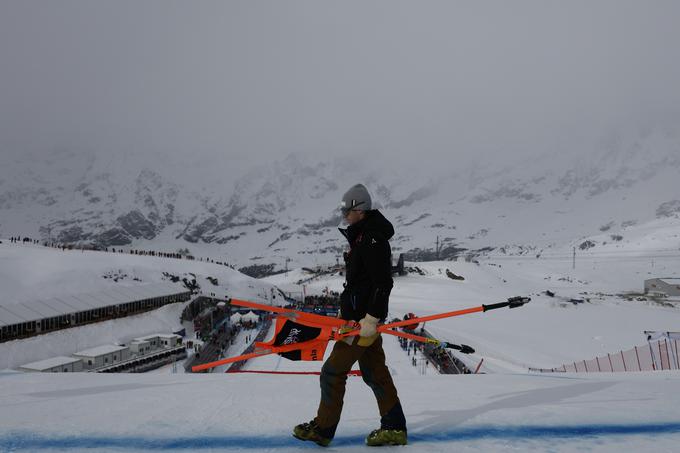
[359,314,380,337]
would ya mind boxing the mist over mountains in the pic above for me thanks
[1,120,678,276]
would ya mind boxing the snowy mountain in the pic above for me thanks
[1,122,679,274]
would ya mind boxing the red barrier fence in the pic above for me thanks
[530,339,680,373]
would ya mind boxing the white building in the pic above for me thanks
[73,345,130,370]
[132,333,182,351]
[19,356,83,373]
[133,334,161,350]
[157,334,182,348]
[129,339,152,356]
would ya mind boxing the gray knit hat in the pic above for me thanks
[340,184,372,215]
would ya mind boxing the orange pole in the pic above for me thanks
[232,298,487,331]
[474,358,484,374]
[381,306,484,330]
[191,338,330,372]
[378,329,439,345]
[192,351,268,372]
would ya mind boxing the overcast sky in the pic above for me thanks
[1,1,679,175]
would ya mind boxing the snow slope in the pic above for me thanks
[1,371,679,452]
[0,240,275,370]
[1,233,680,451]
[0,240,272,303]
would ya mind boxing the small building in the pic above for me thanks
[132,333,181,350]
[129,339,152,356]
[157,334,182,348]
[19,356,83,373]
[133,334,161,350]
[73,345,130,370]
[644,278,680,297]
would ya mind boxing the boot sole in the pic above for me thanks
[292,432,331,447]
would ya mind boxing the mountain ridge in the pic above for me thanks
[1,123,678,273]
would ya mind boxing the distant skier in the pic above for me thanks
[293,184,407,447]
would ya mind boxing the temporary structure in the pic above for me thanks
[229,312,243,324]
[241,311,260,323]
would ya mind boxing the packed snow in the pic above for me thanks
[1,238,680,451]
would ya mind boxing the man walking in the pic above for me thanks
[293,184,407,447]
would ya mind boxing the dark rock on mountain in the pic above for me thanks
[96,227,132,246]
[446,269,465,280]
[56,225,91,243]
[656,200,680,219]
[579,240,596,250]
[116,210,157,240]
[238,263,284,278]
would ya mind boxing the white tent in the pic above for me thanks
[241,311,259,323]
[229,312,243,324]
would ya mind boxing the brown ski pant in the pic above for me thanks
[315,334,404,438]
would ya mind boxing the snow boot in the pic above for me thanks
[365,428,408,446]
[293,419,332,447]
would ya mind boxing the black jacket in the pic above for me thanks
[339,210,394,322]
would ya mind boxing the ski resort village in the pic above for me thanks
[2,1,680,452]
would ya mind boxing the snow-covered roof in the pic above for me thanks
[73,344,129,357]
[19,356,82,371]
[229,312,243,322]
[242,311,259,322]
[134,334,161,342]
[0,282,188,328]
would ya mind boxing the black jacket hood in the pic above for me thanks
[340,210,394,244]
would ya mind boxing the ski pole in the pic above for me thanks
[379,296,530,331]
[385,328,476,354]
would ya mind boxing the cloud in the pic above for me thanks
[1,0,679,173]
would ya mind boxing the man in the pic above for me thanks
[293,184,407,447]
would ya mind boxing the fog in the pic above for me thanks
[1,1,679,176]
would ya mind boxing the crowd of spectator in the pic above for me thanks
[299,292,341,307]
[187,309,265,372]
[8,236,40,244]
[225,316,273,372]
[4,234,235,269]
[397,329,473,374]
